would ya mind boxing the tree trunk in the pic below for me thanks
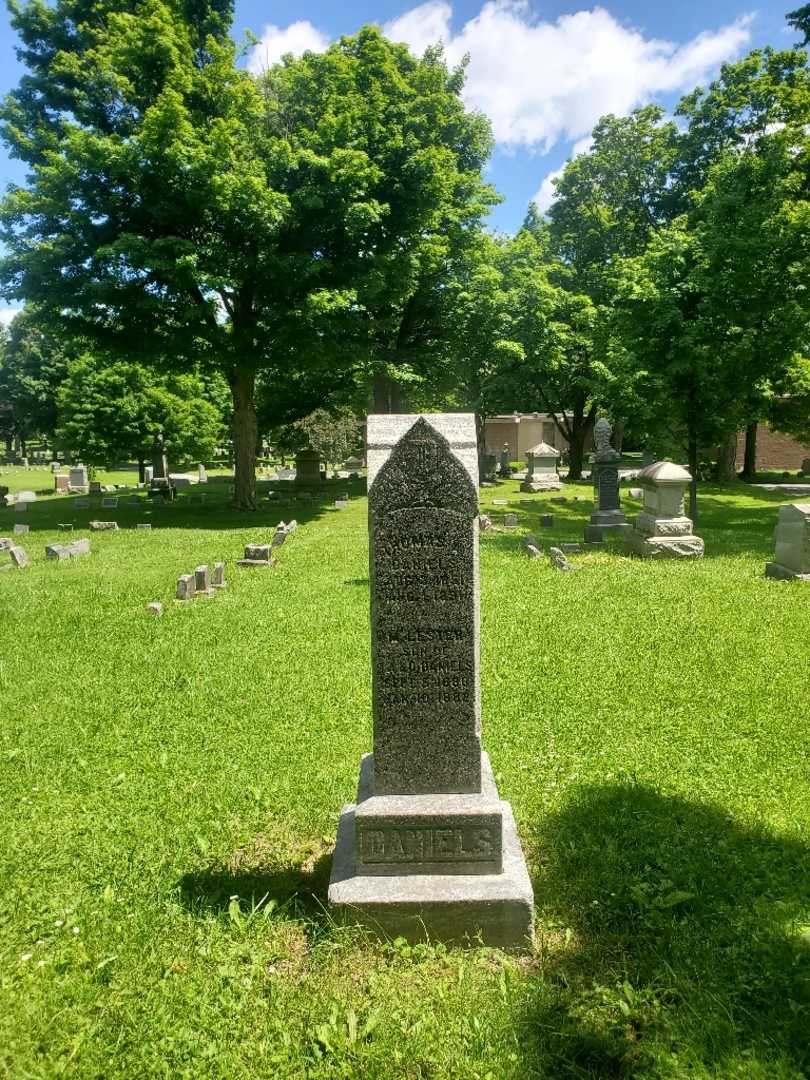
[371,373,408,413]
[742,422,758,482]
[565,404,597,481]
[230,368,258,511]
[688,435,699,525]
[3,433,11,454]
[138,458,145,484]
[717,431,739,482]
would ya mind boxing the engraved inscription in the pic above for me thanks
[359,826,495,864]
[598,468,620,511]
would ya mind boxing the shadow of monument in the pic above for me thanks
[178,849,333,926]
[523,784,810,1076]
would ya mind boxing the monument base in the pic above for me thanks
[765,561,810,582]
[520,479,562,493]
[329,802,533,949]
[584,521,631,543]
[329,753,533,949]
[627,531,704,559]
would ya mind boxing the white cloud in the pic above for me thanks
[0,307,20,327]
[247,19,330,75]
[386,2,753,151]
[532,136,592,212]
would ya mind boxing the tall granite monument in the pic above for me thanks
[584,418,630,542]
[329,414,534,948]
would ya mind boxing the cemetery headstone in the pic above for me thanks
[335,499,348,510]
[480,453,498,486]
[144,465,154,484]
[236,543,275,568]
[58,523,74,533]
[479,513,492,531]
[504,513,518,528]
[18,490,36,503]
[176,574,196,600]
[765,503,810,581]
[294,449,322,487]
[15,502,28,514]
[9,545,29,568]
[13,523,29,535]
[137,523,152,531]
[560,542,581,554]
[45,539,91,560]
[627,461,704,558]
[523,533,542,559]
[89,481,103,494]
[68,465,89,493]
[50,460,61,472]
[89,521,119,531]
[146,602,163,616]
[75,497,90,509]
[212,562,227,588]
[54,473,69,493]
[520,442,563,493]
[194,565,214,595]
[198,463,207,483]
[549,546,580,572]
[101,498,118,509]
[802,458,810,477]
[498,442,511,478]
[585,418,631,543]
[329,413,534,948]
[539,514,554,527]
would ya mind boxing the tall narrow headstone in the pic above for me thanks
[329,414,533,948]
[584,418,631,542]
[765,503,810,581]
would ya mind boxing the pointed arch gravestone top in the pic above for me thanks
[329,414,534,949]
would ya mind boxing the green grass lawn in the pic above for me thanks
[1,479,808,1079]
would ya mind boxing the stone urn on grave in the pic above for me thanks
[627,460,704,559]
[520,442,562,493]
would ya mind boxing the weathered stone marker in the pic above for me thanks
[765,503,810,581]
[627,461,704,559]
[329,414,534,948]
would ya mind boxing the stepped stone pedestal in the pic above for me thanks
[329,414,534,948]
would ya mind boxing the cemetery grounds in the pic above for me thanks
[0,468,809,1079]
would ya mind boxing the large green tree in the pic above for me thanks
[0,307,69,454]
[1,0,495,508]
[56,356,224,477]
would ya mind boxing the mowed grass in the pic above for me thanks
[1,478,809,1079]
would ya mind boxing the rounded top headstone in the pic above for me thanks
[639,460,692,485]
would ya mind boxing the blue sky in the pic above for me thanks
[0,0,795,317]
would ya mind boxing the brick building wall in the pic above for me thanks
[735,425,810,471]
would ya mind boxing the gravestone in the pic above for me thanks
[54,473,69,493]
[15,502,28,514]
[13,524,29,535]
[18,490,36,503]
[294,449,322,487]
[498,442,511,478]
[627,461,704,558]
[480,453,498,486]
[58,523,74,533]
[212,562,227,588]
[176,574,196,600]
[146,602,163,616]
[137,523,152,531]
[765,503,810,581]
[237,543,274,568]
[9,545,29,568]
[539,514,553,528]
[504,513,518,528]
[89,481,103,494]
[198,463,207,483]
[520,442,562,493]
[549,546,580,572]
[585,418,631,542]
[89,521,118,531]
[329,414,533,948]
[802,458,810,477]
[479,513,492,531]
[144,466,154,485]
[75,497,90,509]
[68,465,88,493]
[45,539,90,560]
[523,534,542,559]
[194,565,214,595]
[335,499,348,510]
[101,497,118,509]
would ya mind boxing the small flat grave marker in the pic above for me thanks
[13,524,29,535]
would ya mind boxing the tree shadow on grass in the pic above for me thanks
[178,848,334,927]
[523,784,810,1077]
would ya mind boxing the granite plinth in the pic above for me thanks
[765,561,810,582]
[354,752,504,876]
[520,478,563,493]
[329,799,533,949]
[627,532,704,559]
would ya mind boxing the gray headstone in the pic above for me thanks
[765,502,810,581]
[176,574,196,600]
[45,539,90,561]
[194,565,212,593]
[539,514,553,527]
[504,513,518,528]
[136,523,152,530]
[549,546,580,572]
[212,561,227,588]
[368,416,481,796]
[329,415,534,948]
[146,602,163,616]
[101,497,118,509]
[13,523,29,535]
[75,498,90,509]
[9,545,29,568]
